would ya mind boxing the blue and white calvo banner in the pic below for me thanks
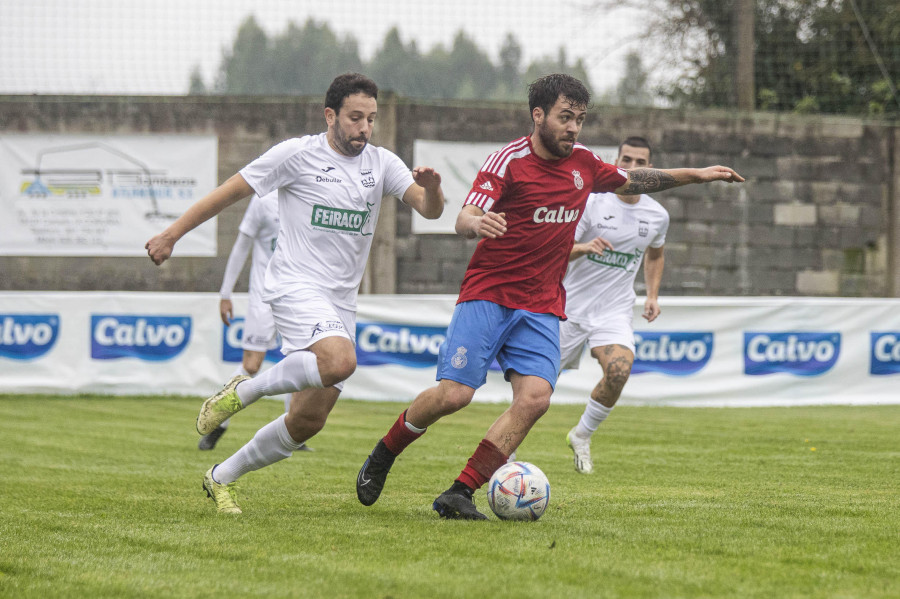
[0,134,217,256]
[0,292,899,406]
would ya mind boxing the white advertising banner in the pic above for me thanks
[411,140,619,234]
[0,134,217,256]
[1,292,898,406]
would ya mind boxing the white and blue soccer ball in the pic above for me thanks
[486,461,550,521]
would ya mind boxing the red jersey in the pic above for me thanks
[458,136,628,318]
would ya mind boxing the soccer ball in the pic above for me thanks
[486,461,550,521]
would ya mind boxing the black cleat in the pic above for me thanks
[198,425,227,451]
[432,485,488,520]
[356,440,396,506]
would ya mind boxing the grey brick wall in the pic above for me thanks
[1,96,897,297]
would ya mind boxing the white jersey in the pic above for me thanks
[239,133,415,310]
[238,192,279,304]
[563,192,669,325]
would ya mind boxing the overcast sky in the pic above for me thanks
[0,0,647,96]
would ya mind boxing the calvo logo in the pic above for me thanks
[356,322,447,368]
[632,331,713,376]
[0,314,60,360]
[870,332,900,375]
[91,315,191,361]
[744,331,840,376]
[222,318,284,363]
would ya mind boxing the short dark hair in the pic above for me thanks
[527,74,591,119]
[618,136,652,160]
[325,73,378,114]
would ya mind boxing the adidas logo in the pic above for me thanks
[479,181,494,191]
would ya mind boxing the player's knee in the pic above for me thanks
[437,384,474,413]
[516,392,551,422]
[319,353,356,387]
[244,363,261,376]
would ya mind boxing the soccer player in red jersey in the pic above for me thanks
[357,73,744,519]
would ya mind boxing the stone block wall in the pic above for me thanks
[1,95,897,297]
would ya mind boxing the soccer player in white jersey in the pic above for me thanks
[562,137,669,474]
[146,73,445,513]
[200,191,307,453]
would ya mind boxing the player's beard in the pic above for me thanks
[537,121,575,159]
[333,123,368,157]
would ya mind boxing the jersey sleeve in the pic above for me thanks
[237,195,262,238]
[463,152,507,213]
[239,137,308,198]
[218,232,253,298]
[651,204,670,248]
[590,154,628,193]
[380,150,416,201]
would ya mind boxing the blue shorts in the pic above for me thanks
[436,300,561,390]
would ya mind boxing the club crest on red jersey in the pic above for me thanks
[572,170,584,190]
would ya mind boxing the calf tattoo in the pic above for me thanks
[622,168,678,194]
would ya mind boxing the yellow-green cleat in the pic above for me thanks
[203,466,241,514]
[196,375,250,435]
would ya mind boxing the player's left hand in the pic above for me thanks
[642,298,661,322]
[412,166,442,190]
[696,166,745,183]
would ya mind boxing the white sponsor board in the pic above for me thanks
[411,140,618,234]
[0,134,217,256]
[0,292,898,406]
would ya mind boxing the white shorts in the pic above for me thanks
[559,312,635,371]
[241,294,278,352]
[267,288,356,355]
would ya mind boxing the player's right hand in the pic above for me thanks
[219,299,233,326]
[572,236,613,258]
[585,236,613,255]
[145,233,174,265]
[476,211,507,239]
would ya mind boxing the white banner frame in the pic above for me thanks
[0,134,217,256]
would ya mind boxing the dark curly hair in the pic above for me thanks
[527,74,590,120]
[325,73,378,114]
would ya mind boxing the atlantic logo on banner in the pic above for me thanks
[870,332,900,375]
[222,318,283,363]
[744,332,840,376]
[91,315,191,361]
[631,332,713,375]
[356,322,446,368]
[0,314,60,360]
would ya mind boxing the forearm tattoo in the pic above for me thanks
[621,168,679,194]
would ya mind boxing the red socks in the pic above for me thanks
[382,410,425,455]
[456,438,507,490]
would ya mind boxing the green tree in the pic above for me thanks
[188,65,206,95]
[616,51,653,107]
[204,17,600,102]
[266,19,363,95]
[215,16,270,93]
[523,48,593,92]
[496,34,524,99]
[611,0,900,115]
[446,32,498,99]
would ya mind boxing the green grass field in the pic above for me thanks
[0,395,897,599]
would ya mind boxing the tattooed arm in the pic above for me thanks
[615,166,744,195]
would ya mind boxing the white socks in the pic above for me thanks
[574,399,614,438]
[235,350,322,407]
[212,414,304,484]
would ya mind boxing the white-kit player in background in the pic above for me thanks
[200,190,309,453]
[146,73,445,513]
[562,136,670,474]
